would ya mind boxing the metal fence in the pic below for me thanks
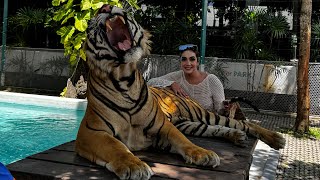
[1,48,319,115]
[309,63,320,115]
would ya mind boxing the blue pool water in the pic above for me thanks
[0,101,85,165]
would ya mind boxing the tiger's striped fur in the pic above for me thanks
[75,4,285,180]
[151,87,285,149]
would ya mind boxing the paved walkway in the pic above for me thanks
[246,111,320,180]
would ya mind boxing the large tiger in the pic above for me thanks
[75,4,285,180]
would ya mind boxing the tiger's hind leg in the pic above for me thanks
[174,121,248,147]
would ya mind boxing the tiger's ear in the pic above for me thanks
[141,30,152,56]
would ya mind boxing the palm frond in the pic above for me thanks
[312,20,320,46]
[13,7,48,30]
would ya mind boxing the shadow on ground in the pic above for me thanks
[277,159,320,180]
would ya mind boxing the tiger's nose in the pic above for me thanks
[99,4,112,13]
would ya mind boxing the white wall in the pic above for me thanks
[220,62,297,95]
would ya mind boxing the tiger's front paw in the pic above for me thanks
[106,155,154,180]
[183,146,220,168]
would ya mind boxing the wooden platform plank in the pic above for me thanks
[8,158,244,180]
[51,137,256,173]
[8,159,118,180]
[27,147,249,174]
[7,136,257,180]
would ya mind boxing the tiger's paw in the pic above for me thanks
[231,129,248,147]
[105,155,154,180]
[183,146,220,168]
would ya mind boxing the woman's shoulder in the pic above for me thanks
[206,73,220,81]
[205,73,223,85]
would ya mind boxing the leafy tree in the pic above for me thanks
[134,1,201,55]
[50,0,138,65]
[139,0,202,20]
[232,8,289,60]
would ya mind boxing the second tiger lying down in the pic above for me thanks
[75,4,285,180]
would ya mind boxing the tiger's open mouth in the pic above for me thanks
[105,15,132,52]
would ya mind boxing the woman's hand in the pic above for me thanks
[171,82,189,98]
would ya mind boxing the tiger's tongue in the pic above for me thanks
[118,40,131,51]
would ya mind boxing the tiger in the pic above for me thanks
[75,4,286,180]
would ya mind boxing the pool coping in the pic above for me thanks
[0,91,87,111]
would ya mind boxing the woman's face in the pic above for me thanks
[180,50,199,75]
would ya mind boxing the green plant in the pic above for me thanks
[150,18,200,55]
[311,20,320,62]
[8,7,49,47]
[312,20,320,45]
[134,4,201,55]
[232,8,289,60]
[10,7,48,31]
[50,0,139,66]
[280,126,320,140]
[309,127,320,140]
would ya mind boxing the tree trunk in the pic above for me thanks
[294,0,311,133]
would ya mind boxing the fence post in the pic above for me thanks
[1,0,9,86]
[200,0,208,72]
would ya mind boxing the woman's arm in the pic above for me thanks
[147,71,181,88]
[147,71,189,97]
[207,74,226,114]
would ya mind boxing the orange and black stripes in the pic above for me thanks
[149,87,258,141]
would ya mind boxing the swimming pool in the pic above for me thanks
[0,92,87,165]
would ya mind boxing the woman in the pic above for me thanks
[147,44,226,114]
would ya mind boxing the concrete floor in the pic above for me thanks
[246,112,320,180]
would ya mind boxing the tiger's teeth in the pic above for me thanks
[119,16,125,24]
[110,16,116,22]
[106,23,112,32]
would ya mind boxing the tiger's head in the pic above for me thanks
[85,5,151,78]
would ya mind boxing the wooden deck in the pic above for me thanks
[7,136,257,180]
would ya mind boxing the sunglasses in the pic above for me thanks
[178,44,198,52]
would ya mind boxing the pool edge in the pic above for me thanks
[0,91,87,111]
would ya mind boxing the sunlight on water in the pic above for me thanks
[0,102,85,165]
